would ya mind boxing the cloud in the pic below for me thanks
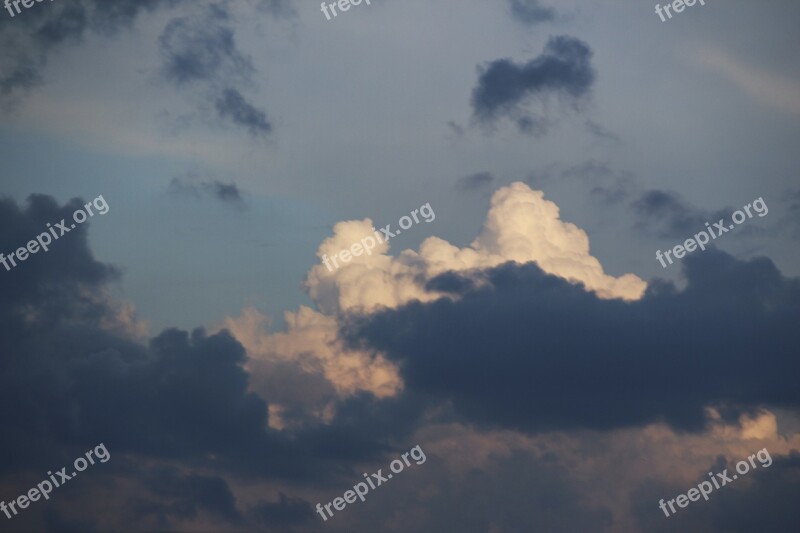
[157,3,272,137]
[217,181,645,438]
[455,172,496,192]
[220,181,645,437]
[214,87,272,136]
[0,1,274,137]
[169,175,247,207]
[631,189,731,239]
[343,249,800,435]
[0,193,378,484]
[470,36,595,133]
[0,0,182,103]
[246,492,314,528]
[1,188,797,531]
[133,467,245,527]
[632,451,800,532]
[306,182,645,319]
[158,4,252,86]
[507,0,556,25]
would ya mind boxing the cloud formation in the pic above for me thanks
[1,185,797,531]
[158,3,272,137]
[214,87,272,136]
[0,0,181,102]
[631,189,731,239]
[344,248,800,434]
[169,175,247,207]
[471,36,595,133]
[507,0,556,25]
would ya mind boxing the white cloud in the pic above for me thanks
[224,182,646,409]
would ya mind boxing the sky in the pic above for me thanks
[0,0,798,531]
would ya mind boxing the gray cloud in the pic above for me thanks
[455,172,496,192]
[169,176,247,207]
[0,1,274,138]
[0,193,425,530]
[471,36,595,134]
[158,4,252,86]
[507,0,556,25]
[632,452,800,533]
[345,250,800,434]
[214,87,272,137]
[631,189,732,239]
[157,3,272,137]
[0,0,181,102]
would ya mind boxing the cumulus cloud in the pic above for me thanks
[306,182,645,317]
[471,36,595,133]
[221,182,645,429]
[1,188,797,531]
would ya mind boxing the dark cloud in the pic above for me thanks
[470,36,595,133]
[0,0,181,101]
[134,468,244,526]
[129,467,314,531]
[557,160,635,203]
[169,176,247,207]
[455,172,496,192]
[344,249,800,434]
[631,189,731,239]
[351,448,612,532]
[0,194,119,307]
[507,0,556,25]
[632,451,800,533]
[1,1,274,138]
[215,87,272,137]
[158,4,251,86]
[158,3,272,137]
[246,492,314,528]
[0,194,429,529]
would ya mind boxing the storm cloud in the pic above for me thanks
[345,249,800,434]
